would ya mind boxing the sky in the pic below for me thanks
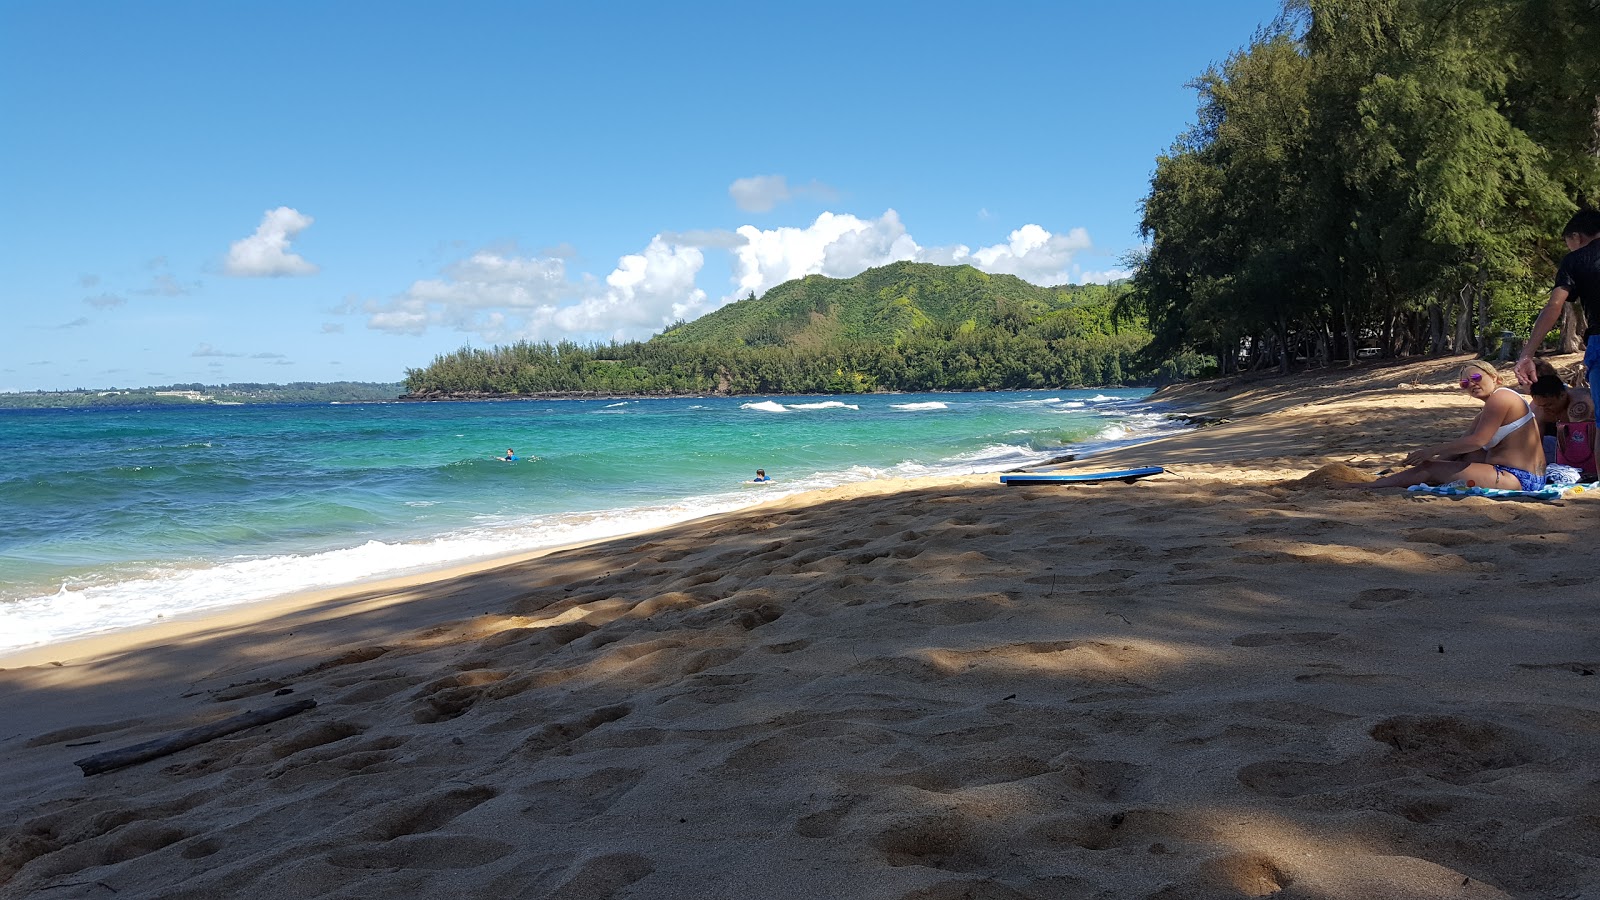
[0,0,1286,392]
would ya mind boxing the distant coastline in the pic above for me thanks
[0,381,405,409]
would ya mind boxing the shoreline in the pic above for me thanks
[0,389,1174,663]
[0,355,1529,667]
[6,353,1597,898]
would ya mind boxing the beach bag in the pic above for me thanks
[1556,421,1597,479]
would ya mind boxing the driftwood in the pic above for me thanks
[73,698,316,776]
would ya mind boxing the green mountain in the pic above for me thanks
[403,262,1204,397]
[654,262,1118,352]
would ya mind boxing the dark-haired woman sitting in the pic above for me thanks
[1529,364,1597,480]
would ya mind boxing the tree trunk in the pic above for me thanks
[1454,284,1475,352]
[1561,303,1589,354]
[1475,273,1491,354]
[1342,301,1358,366]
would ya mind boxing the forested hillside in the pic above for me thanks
[1126,0,1600,374]
[403,263,1195,396]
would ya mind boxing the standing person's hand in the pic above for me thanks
[1514,356,1537,386]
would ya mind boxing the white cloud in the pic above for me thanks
[730,210,922,299]
[224,207,319,277]
[969,224,1091,286]
[84,293,126,309]
[1078,267,1132,284]
[365,238,707,342]
[727,212,1096,300]
[728,175,839,213]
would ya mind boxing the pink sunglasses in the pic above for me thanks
[1458,372,1485,388]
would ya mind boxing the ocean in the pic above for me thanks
[0,390,1183,654]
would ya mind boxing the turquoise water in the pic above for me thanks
[0,390,1177,652]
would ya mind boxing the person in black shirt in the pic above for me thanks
[1516,209,1600,424]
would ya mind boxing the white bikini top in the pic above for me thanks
[1485,387,1536,448]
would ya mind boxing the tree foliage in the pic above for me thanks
[1126,0,1599,373]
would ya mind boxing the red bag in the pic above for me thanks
[1556,421,1597,479]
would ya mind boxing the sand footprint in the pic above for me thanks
[1230,632,1338,648]
[542,852,655,900]
[870,810,989,872]
[1350,587,1416,609]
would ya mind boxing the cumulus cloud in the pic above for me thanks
[969,224,1091,285]
[365,249,573,338]
[1078,267,1132,284]
[728,175,839,213]
[730,210,920,299]
[727,212,1096,300]
[534,238,708,335]
[224,207,319,277]
[365,238,708,343]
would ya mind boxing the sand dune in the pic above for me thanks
[3,355,1598,899]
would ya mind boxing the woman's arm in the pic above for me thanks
[1402,393,1516,465]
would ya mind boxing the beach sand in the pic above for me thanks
[3,355,1598,899]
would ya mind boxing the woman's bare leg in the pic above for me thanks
[1364,460,1516,490]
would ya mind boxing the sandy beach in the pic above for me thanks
[3,355,1598,900]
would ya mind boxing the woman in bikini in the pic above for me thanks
[1362,361,1546,490]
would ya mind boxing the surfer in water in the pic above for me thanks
[499,448,518,462]
[751,469,770,483]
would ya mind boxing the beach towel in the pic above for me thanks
[1408,464,1593,499]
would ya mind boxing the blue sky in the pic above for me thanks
[0,0,1284,391]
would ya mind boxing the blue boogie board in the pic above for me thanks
[1000,466,1164,485]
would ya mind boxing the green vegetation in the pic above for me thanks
[0,382,405,409]
[1125,0,1600,375]
[403,262,1202,396]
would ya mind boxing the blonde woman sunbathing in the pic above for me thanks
[1362,361,1546,491]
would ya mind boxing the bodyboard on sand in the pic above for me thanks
[1001,467,1164,485]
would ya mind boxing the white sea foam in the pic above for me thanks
[740,401,789,413]
[786,401,859,410]
[890,401,949,411]
[604,401,631,408]
[0,494,771,656]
